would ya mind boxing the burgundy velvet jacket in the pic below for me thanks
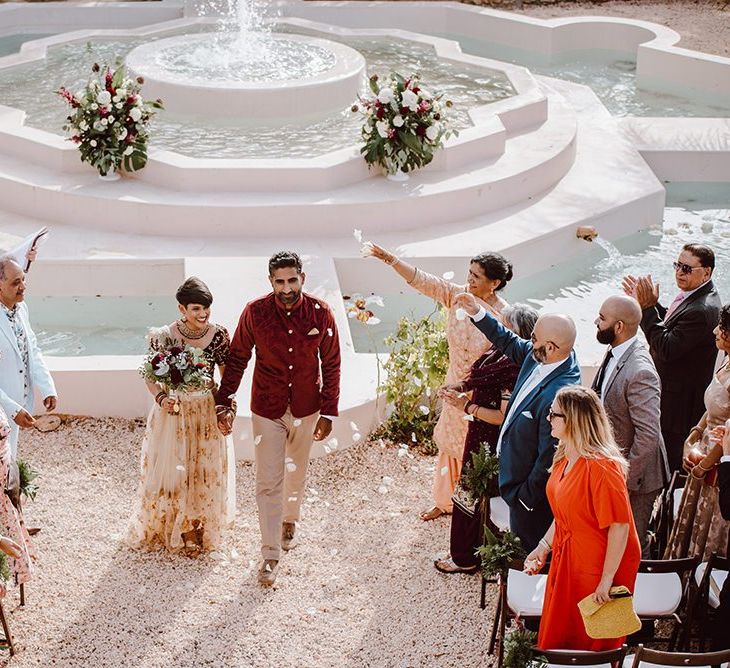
[216,292,341,420]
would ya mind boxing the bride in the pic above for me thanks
[127,277,235,553]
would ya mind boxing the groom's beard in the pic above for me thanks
[275,289,302,307]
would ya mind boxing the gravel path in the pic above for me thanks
[1,418,493,668]
[512,1,730,58]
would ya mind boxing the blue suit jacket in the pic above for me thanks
[473,311,581,513]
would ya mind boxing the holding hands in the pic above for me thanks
[622,274,659,310]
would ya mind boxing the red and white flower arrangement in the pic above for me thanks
[139,332,211,392]
[352,71,456,178]
[57,63,163,178]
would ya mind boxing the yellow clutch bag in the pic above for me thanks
[577,586,642,639]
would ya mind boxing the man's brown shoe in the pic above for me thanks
[257,559,279,587]
[27,527,41,536]
[281,522,297,551]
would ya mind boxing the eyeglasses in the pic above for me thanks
[673,261,703,275]
[548,410,565,421]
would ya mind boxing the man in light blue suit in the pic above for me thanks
[0,255,56,460]
[454,292,580,552]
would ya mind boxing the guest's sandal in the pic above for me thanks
[420,506,449,521]
[434,556,479,574]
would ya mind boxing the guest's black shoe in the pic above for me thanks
[434,556,478,574]
[281,522,297,551]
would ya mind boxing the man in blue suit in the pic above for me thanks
[454,292,581,552]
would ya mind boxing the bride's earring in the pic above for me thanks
[180,316,187,323]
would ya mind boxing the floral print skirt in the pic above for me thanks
[127,391,235,553]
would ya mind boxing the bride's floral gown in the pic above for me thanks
[127,323,236,553]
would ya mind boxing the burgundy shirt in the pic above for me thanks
[216,292,341,420]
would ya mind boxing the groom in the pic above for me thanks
[216,251,341,587]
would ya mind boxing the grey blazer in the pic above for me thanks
[601,339,670,495]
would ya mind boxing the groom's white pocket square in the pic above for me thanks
[307,328,320,336]
[521,410,533,419]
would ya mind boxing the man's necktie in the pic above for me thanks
[665,292,686,320]
[592,349,613,399]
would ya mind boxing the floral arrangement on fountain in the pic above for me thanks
[57,63,163,179]
[352,72,456,180]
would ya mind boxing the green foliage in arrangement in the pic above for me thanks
[460,442,499,501]
[373,309,449,455]
[17,458,39,502]
[477,526,526,579]
[503,629,547,668]
[0,553,10,584]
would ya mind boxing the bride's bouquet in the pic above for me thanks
[139,331,211,393]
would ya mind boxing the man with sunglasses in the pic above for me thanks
[623,243,721,472]
[453,292,580,552]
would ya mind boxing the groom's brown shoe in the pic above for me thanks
[281,522,297,551]
[257,559,279,587]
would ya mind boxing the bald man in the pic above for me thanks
[454,293,581,552]
[593,296,669,556]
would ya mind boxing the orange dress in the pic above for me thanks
[538,457,641,651]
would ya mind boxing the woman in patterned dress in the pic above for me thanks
[666,303,730,560]
[366,243,513,520]
[0,404,34,594]
[127,278,235,553]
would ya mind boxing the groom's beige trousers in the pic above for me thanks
[251,407,319,560]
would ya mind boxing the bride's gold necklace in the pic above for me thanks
[178,319,210,340]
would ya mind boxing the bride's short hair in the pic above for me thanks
[176,277,213,307]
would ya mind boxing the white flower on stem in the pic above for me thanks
[97,90,111,105]
[129,107,142,122]
[426,125,439,142]
[119,128,128,140]
[401,89,419,111]
[108,115,115,124]
[115,103,123,110]
[91,103,98,111]
[376,121,389,139]
[123,146,134,156]
[393,115,404,128]
[153,362,169,375]
[377,87,395,104]
[100,118,108,126]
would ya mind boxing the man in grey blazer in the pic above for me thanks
[0,255,57,460]
[593,295,669,556]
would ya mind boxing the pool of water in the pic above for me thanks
[442,38,730,118]
[347,183,730,364]
[0,25,514,159]
[0,34,54,58]
[25,296,177,356]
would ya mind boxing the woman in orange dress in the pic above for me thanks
[525,386,641,651]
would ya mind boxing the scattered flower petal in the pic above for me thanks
[463,414,475,421]
[293,419,302,427]
[440,466,449,476]
[327,438,338,449]
[254,434,262,445]
[353,228,363,243]
[176,464,185,472]
[418,405,430,415]
[442,271,455,280]
[382,476,394,486]
[352,433,362,442]
[411,433,417,442]
[455,308,467,321]
[350,421,359,431]
[366,317,381,325]
[286,462,297,472]
[377,485,389,494]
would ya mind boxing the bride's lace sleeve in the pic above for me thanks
[210,325,231,367]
